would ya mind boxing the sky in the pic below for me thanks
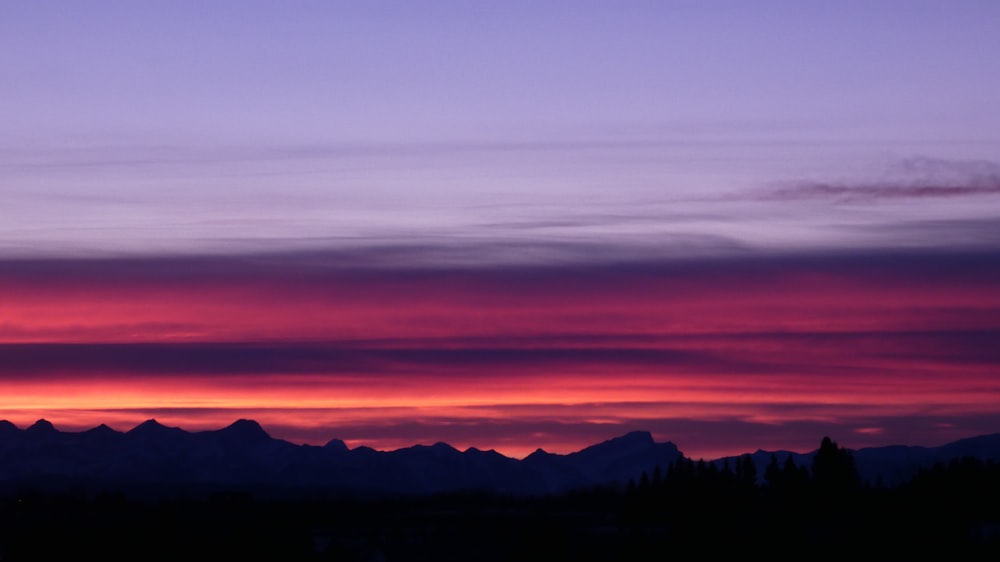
[1,1,999,459]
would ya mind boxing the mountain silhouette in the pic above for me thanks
[715,433,1000,486]
[0,419,996,497]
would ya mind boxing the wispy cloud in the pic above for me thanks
[765,181,1000,203]
[761,156,1000,203]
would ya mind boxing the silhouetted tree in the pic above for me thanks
[737,454,757,491]
[812,437,859,496]
[643,468,652,486]
[764,454,781,489]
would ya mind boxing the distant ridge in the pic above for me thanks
[711,432,1000,487]
[0,419,996,496]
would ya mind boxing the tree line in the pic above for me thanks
[618,436,1000,553]
[0,436,996,559]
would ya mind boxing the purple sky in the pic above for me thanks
[2,2,1000,457]
[3,1,999,260]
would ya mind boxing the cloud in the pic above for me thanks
[761,156,1000,203]
[0,340,867,378]
[3,248,1000,345]
[890,156,1000,183]
[766,181,1000,203]
[2,249,998,459]
[4,243,998,279]
[850,218,1000,247]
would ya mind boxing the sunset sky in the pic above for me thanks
[2,1,999,459]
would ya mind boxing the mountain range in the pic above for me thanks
[0,419,997,497]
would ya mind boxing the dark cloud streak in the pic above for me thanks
[4,246,1000,282]
[2,327,998,378]
[768,181,1000,202]
[761,156,1000,203]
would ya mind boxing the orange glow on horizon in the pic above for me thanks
[2,256,999,458]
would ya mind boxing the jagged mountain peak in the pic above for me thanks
[399,441,459,455]
[27,419,56,433]
[84,423,121,436]
[129,419,168,432]
[571,430,657,458]
[216,419,270,441]
[127,419,185,439]
[225,418,265,431]
[525,447,552,460]
[618,430,655,444]
[464,447,505,460]
[324,438,349,452]
[0,420,995,496]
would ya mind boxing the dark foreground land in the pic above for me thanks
[1,439,998,560]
